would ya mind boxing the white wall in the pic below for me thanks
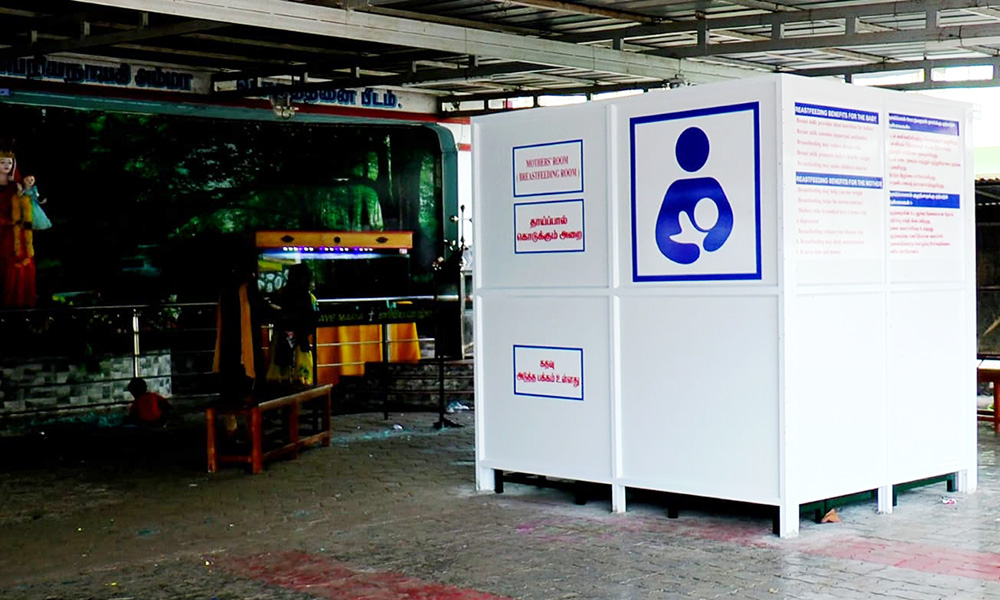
[473,74,976,536]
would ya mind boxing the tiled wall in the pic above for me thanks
[0,351,172,416]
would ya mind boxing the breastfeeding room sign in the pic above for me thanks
[513,140,584,198]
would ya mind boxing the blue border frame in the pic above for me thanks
[512,139,585,198]
[629,103,762,282]
[513,198,586,255]
[512,344,584,401]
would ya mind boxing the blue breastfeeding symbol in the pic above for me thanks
[655,127,734,265]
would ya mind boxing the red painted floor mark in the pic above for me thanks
[222,551,513,599]
[513,514,1000,582]
[648,515,1000,581]
[805,538,1000,581]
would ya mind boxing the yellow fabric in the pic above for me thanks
[11,192,32,263]
[337,324,383,377]
[238,284,255,379]
[211,283,256,379]
[388,323,421,362]
[265,337,315,385]
[316,323,421,385]
[223,414,238,434]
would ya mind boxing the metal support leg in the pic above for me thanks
[611,485,626,513]
[777,501,799,537]
[877,485,894,514]
[288,403,300,459]
[250,407,263,474]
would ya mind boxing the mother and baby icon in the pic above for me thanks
[655,126,735,264]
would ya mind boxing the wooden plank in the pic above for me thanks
[257,384,333,411]
[206,407,218,473]
[289,402,300,459]
[299,431,329,447]
[256,231,413,250]
[262,444,299,461]
[250,407,263,474]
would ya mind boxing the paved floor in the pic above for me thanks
[2,409,1000,600]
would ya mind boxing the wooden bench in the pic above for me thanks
[978,359,1000,434]
[205,384,333,474]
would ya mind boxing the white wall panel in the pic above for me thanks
[788,292,888,503]
[619,295,780,503]
[474,104,609,289]
[478,295,612,481]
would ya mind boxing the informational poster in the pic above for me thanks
[630,103,762,281]
[793,102,883,259]
[513,345,584,401]
[887,113,963,259]
[513,199,585,254]
[513,140,584,198]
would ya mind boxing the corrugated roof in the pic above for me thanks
[2,0,1000,116]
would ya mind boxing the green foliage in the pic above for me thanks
[2,104,444,301]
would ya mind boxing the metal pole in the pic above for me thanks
[131,308,141,378]
[381,321,390,419]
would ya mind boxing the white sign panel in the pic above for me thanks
[887,113,963,259]
[247,82,437,113]
[630,103,761,281]
[513,140,584,198]
[513,345,584,401]
[514,199,585,254]
[793,102,883,260]
[0,53,208,93]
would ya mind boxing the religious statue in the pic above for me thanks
[0,147,37,307]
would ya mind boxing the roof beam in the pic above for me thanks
[69,0,763,82]
[441,79,665,106]
[113,41,294,67]
[719,0,805,13]
[795,55,1000,78]
[485,0,663,24]
[653,21,1000,58]
[362,6,547,36]
[0,18,226,60]
[557,0,995,45]
[311,0,545,35]
[213,61,558,98]
[210,49,448,82]
[881,77,1000,90]
[337,0,402,7]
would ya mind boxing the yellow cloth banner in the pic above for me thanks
[316,323,420,385]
